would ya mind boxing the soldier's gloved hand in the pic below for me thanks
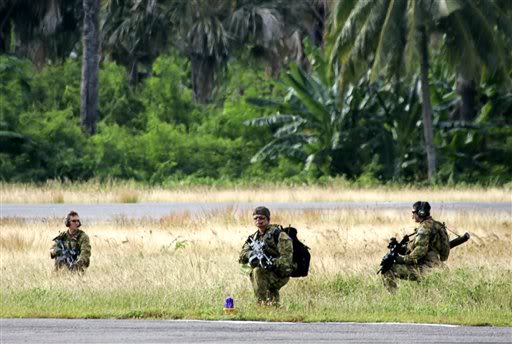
[248,255,260,268]
[239,255,249,264]
[262,258,277,271]
[387,237,398,249]
[50,248,62,259]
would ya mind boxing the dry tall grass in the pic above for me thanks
[1,209,510,297]
[1,181,511,203]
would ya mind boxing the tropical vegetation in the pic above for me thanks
[0,0,511,185]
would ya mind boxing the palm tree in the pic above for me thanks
[229,0,286,76]
[80,0,99,134]
[328,0,510,180]
[169,0,230,103]
[101,0,172,84]
[171,0,318,103]
[0,0,81,67]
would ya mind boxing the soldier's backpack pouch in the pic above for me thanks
[280,226,311,277]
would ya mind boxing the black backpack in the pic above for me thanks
[277,226,311,278]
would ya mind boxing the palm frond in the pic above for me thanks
[328,0,359,32]
[329,0,373,67]
[440,12,479,80]
[340,0,388,89]
[283,68,331,125]
[403,0,420,78]
[462,1,506,76]
[250,136,307,163]
[245,97,284,108]
[370,0,407,81]
[274,121,305,139]
[243,114,303,127]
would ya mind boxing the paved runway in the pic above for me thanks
[1,201,510,220]
[1,319,511,344]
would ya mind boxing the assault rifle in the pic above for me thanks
[247,237,275,270]
[54,239,79,270]
[377,233,413,275]
[377,232,471,274]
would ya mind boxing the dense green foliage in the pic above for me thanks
[0,0,511,185]
[0,50,511,185]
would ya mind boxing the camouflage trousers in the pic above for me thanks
[382,263,430,292]
[250,267,290,304]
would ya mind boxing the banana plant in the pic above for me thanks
[244,47,345,175]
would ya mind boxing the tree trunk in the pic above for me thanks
[80,0,99,135]
[191,56,214,104]
[456,76,477,121]
[418,26,436,180]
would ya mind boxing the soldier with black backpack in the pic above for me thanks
[381,201,451,292]
[239,206,296,305]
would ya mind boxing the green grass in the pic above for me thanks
[2,268,510,325]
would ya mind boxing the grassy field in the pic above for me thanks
[1,180,511,203]
[1,207,511,325]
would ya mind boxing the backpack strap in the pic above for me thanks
[271,225,282,245]
[52,232,66,241]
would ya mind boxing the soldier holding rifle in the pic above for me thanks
[380,201,469,292]
[239,206,295,305]
[50,211,91,272]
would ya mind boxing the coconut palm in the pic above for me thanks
[328,0,511,180]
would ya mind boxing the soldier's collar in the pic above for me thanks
[67,229,80,238]
[420,216,432,223]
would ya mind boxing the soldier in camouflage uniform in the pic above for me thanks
[50,211,91,272]
[239,206,296,305]
[382,201,449,292]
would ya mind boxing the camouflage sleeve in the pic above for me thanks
[276,231,294,274]
[239,237,251,264]
[77,233,91,267]
[403,226,431,264]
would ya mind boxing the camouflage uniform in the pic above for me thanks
[239,224,295,304]
[51,229,91,272]
[382,218,446,291]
